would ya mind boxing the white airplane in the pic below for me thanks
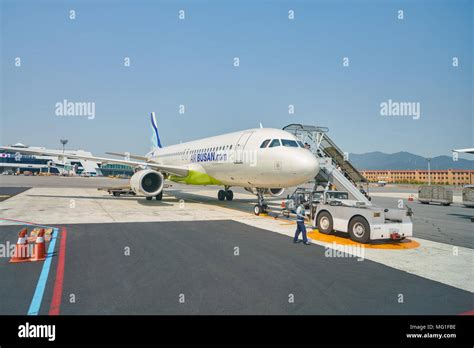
[0,113,320,215]
[453,148,474,154]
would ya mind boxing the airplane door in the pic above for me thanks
[234,131,253,164]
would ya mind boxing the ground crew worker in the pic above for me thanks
[293,201,310,245]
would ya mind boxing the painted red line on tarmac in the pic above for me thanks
[459,309,474,315]
[49,228,67,315]
[0,217,36,224]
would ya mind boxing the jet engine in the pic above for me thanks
[267,188,285,197]
[244,187,285,197]
[130,169,164,197]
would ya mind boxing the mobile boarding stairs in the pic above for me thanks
[283,124,413,243]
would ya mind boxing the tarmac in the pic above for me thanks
[0,176,472,315]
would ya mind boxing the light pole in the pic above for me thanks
[426,158,431,185]
[60,139,68,154]
[60,139,69,175]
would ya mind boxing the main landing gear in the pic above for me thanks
[217,187,268,216]
[253,188,268,216]
[146,191,163,201]
[218,186,234,201]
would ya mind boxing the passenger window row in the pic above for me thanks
[162,145,233,157]
[188,145,232,154]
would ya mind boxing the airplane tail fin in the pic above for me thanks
[150,112,163,148]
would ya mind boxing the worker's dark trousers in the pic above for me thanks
[294,220,308,243]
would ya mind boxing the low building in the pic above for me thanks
[1,143,136,177]
[361,169,474,185]
[0,143,100,175]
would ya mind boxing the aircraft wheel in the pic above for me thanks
[156,192,163,200]
[218,190,226,201]
[146,196,153,201]
[254,205,262,215]
[225,190,234,201]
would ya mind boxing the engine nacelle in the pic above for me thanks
[268,188,285,197]
[130,169,164,197]
[244,187,285,197]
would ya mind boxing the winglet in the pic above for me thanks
[150,112,162,148]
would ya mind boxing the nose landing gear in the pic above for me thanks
[253,188,268,215]
[218,186,234,201]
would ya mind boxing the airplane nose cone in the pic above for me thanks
[300,151,320,178]
[272,148,320,187]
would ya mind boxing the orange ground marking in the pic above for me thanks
[308,229,420,249]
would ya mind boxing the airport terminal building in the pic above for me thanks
[0,144,100,175]
[0,143,133,177]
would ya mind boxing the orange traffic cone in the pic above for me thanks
[10,228,30,263]
[30,228,46,262]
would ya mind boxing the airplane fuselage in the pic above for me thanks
[147,128,319,188]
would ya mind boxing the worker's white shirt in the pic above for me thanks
[296,205,305,221]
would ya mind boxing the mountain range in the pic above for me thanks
[349,151,473,171]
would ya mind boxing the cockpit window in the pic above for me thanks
[260,139,271,148]
[269,139,281,148]
[297,141,304,148]
[281,139,298,147]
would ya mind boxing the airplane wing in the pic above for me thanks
[0,146,189,177]
[105,152,149,161]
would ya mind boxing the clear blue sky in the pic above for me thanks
[1,0,472,158]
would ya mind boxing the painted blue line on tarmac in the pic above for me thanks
[27,228,59,315]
